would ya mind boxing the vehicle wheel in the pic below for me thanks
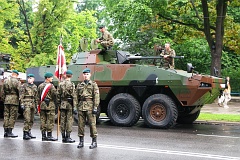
[142,94,178,129]
[107,93,141,127]
[176,110,200,124]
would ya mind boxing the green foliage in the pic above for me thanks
[198,113,240,122]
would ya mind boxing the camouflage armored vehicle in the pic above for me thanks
[27,47,226,129]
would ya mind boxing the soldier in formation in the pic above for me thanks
[20,74,38,140]
[57,70,76,143]
[37,72,57,141]
[76,68,100,149]
[2,70,21,138]
[160,43,176,69]
[96,25,114,50]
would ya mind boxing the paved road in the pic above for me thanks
[0,118,240,160]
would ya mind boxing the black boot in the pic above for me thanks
[42,131,47,141]
[23,131,31,140]
[8,128,18,138]
[4,128,9,137]
[65,132,75,143]
[62,132,66,143]
[28,130,36,139]
[77,136,84,148]
[89,137,97,149]
[47,132,57,141]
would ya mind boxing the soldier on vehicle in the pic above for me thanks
[160,43,176,69]
[76,68,100,149]
[19,74,38,140]
[2,70,21,138]
[37,72,57,141]
[96,25,114,50]
[57,70,77,143]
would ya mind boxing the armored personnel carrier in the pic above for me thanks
[27,45,226,129]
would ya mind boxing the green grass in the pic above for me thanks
[198,113,240,122]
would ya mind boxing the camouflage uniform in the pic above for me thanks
[160,49,176,68]
[76,75,100,149]
[99,30,114,49]
[37,81,57,140]
[2,76,21,137]
[20,82,38,139]
[76,80,100,138]
[57,78,77,143]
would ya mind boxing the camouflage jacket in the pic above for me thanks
[100,30,114,46]
[57,79,77,110]
[2,76,21,105]
[76,80,100,111]
[37,82,57,110]
[19,83,38,107]
[160,49,176,68]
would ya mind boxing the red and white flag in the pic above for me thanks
[54,44,67,80]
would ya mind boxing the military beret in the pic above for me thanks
[66,70,73,75]
[27,74,35,78]
[12,70,19,75]
[98,25,105,29]
[82,68,91,73]
[44,72,53,78]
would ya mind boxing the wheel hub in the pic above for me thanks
[116,104,129,119]
[150,103,166,122]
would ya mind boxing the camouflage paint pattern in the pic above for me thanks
[27,49,226,128]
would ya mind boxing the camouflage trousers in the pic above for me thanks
[3,104,18,128]
[60,109,73,133]
[40,109,55,132]
[78,110,97,138]
[23,106,35,132]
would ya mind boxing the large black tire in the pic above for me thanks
[142,94,178,129]
[177,110,201,124]
[107,93,141,127]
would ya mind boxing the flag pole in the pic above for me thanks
[57,34,62,140]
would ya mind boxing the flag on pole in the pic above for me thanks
[54,44,67,80]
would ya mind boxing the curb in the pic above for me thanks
[194,120,240,126]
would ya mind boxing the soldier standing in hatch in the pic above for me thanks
[2,70,21,138]
[76,68,100,149]
[57,70,76,143]
[160,43,176,69]
[20,74,38,140]
[96,26,114,50]
[37,72,57,141]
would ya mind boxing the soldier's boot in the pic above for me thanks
[62,132,66,143]
[23,131,31,140]
[28,130,36,139]
[77,136,84,148]
[42,131,47,141]
[65,132,75,143]
[89,137,97,149]
[4,128,9,137]
[47,132,58,141]
[8,128,18,138]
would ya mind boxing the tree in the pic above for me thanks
[102,0,240,76]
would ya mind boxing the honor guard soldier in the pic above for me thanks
[2,70,21,138]
[76,68,100,149]
[37,72,57,141]
[57,70,77,143]
[20,74,38,140]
